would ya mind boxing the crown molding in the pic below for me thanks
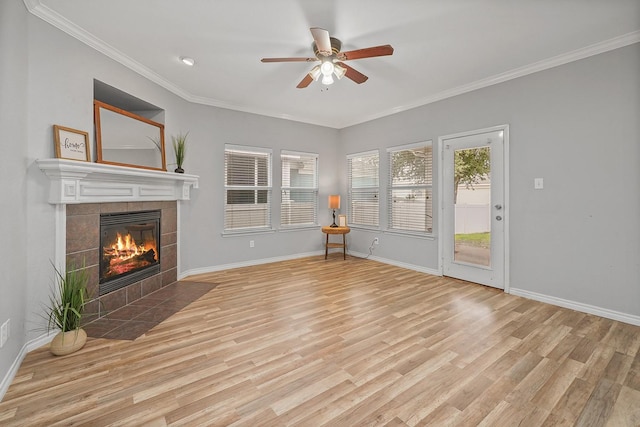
[24,1,640,129]
[344,30,640,128]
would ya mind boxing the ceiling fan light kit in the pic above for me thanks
[261,27,394,89]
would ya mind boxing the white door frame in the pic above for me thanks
[438,125,510,293]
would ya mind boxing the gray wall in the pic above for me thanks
[172,102,339,274]
[0,0,29,385]
[339,44,640,317]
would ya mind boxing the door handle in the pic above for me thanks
[496,215,502,221]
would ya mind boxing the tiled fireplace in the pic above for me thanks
[38,159,199,323]
[67,201,177,322]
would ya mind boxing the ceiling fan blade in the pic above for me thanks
[310,27,332,56]
[261,57,318,63]
[338,45,394,61]
[296,74,314,89]
[336,62,368,84]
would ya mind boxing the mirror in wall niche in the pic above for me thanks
[94,100,167,171]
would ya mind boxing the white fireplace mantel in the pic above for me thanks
[37,159,199,204]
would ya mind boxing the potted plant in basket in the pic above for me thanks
[172,132,189,173]
[46,263,90,356]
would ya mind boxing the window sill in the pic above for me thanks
[278,224,321,232]
[346,225,380,232]
[347,226,436,241]
[221,228,276,237]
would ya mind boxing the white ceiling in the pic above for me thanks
[28,0,640,129]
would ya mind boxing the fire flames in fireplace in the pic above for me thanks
[103,231,157,279]
[99,210,161,295]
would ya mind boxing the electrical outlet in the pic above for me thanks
[374,237,379,245]
[249,240,255,248]
[0,320,7,348]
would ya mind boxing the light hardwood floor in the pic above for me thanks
[1,256,639,426]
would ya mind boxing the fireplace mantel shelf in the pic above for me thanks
[37,159,199,204]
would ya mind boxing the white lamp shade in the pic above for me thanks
[308,65,321,81]
[322,74,334,85]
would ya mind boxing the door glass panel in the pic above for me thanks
[453,146,491,267]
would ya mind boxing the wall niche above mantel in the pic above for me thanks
[94,80,167,171]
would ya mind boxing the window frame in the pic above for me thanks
[223,144,273,233]
[387,141,433,236]
[347,150,380,229]
[280,150,319,229]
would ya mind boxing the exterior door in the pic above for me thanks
[441,126,508,289]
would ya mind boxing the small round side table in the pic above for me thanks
[321,226,351,260]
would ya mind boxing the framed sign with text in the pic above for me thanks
[54,125,90,161]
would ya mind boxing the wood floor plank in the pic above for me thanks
[531,357,585,411]
[605,385,640,427]
[1,256,639,426]
[550,377,598,425]
[575,377,622,426]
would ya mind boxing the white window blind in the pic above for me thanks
[388,142,433,233]
[347,150,379,227]
[281,151,319,227]
[224,145,272,231]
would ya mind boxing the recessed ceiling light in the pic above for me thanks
[180,57,195,66]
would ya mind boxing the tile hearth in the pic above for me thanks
[83,280,217,340]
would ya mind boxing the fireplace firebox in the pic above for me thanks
[99,210,161,296]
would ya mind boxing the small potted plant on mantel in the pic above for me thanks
[46,263,90,356]
[172,132,189,173]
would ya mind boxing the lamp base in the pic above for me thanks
[330,209,338,227]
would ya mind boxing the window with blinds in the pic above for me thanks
[224,145,272,231]
[347,150,379,227]
[388,141,433,233]
[281,151,318,227]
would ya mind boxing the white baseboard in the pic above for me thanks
[348,251,442,276]
[180,250,324,279]
[182,250,441,280]
[509,287,640,327]
[0,332,54,402]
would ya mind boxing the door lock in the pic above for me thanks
[495,204,502,210]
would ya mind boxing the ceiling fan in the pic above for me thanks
[261,27,394,88]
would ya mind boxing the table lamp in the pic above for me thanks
[328,194,340,227]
